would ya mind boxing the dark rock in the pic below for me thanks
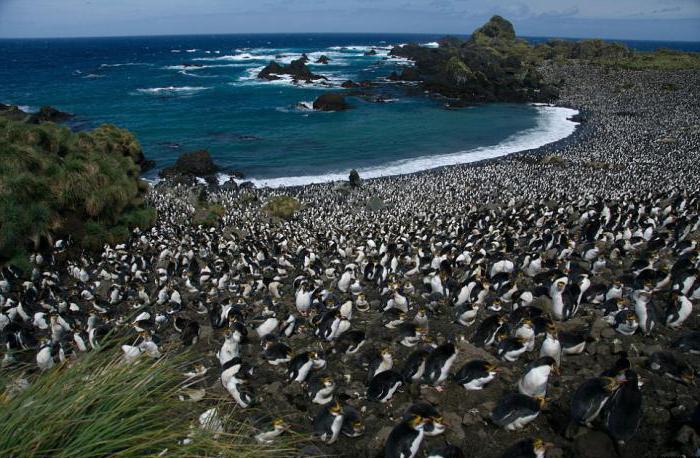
[159,150,220,180]
[349,169,361,187]
[315,55,330,64]
[387,16,557,103]
[364,49,377,56]
[239,181,255,189]
[28,106,74,124]
[572,431,616,458]
[313,93,350,111]
[257,57,325,82]
[221,179,238,191]
[341,80,356,88]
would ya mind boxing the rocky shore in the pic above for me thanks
[2,59,699,458]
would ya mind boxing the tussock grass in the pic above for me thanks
[599,49,700,71]
[263,196,301,220]
[0,115,155,265]
[0,348,301,457]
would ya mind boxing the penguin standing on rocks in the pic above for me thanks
[518,356,557,398]
[384,414,429,458]
[288,351,325,383]
[422,342,458,389]
[647,351,696,385]
[402,348,431,384]
[539,323,561,366]
[569,376,620,429]
[312,401,344,445]
[307,375,336,405]
[454,360,498,391]
[603,369,642,446]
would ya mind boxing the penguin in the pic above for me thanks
[426,443,464,458]
[226,371,256,408]
[518,356,557,398]
[497,335,527,362]
[384,414,428,458]
[559,330,592,355]
[603,369,642,445]
[422,342,458,388]
[472,314,507,348]
[287,351,323,383]
[367,370,404,403]
[569,376,620,428]
[333,329,365,354]
[665,292,693,329]
[262,340,293,365]
[307,375,336,405]
[514,319,536,352]
[633,290,658,335]
[404,402,446,436]
[402,348,431,383]
[454,302,479,327]
[539,322,561,366]
[453,360,497,390]
[341,405,365,438]
[491,393,544,431]
[254,418,289,445]
[499,438,551,458]
[612,309,638,336]
[367,347,394,383]
[647,351,696,385]
[312,401,344,445]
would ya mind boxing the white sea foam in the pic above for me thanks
[421,42,440,48]
[193,53,278,62]
[135,86,210,94]
[239,105,580,188]
[100,62,152,68]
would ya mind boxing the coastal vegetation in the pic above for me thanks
[0,348,300,457]
[0,110,155,267]
[263,196,301,220]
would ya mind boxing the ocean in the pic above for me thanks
[1,34,697,187]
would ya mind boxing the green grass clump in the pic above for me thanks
[0,349,300,457]
[263,196,301,220]
[599,49,700,70]
[0,114,155,265]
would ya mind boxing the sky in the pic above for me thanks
[0,0,699,41]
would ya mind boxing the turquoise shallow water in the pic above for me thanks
[4,33,686,185]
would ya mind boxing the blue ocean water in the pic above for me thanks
[0,34,696,186]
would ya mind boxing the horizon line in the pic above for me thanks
[0,31,699,44]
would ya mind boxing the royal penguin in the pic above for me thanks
[665,292,693,329]
[453,360,498,390]
[402,348,431,383]
[367,370,404,403]
[384,414,429,458]
[491,393,545,431]
[497,335,527,362]
[288,351,324,383]
[312,401,344,444]
[404,401,446,436]
[307,375,336,405]
[603,369,642,445]
[254,418,289,445]
[422,342,458,388]
[569,376,620,428]
[367,347,394,382]
[539,322,562,366]
[499,438,552,458]
[518,356,557,398]
[341,405,365,438]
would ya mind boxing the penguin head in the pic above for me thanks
[601,376,621,392]
[272,418,289,431]
[534,396,547,408]
[545,322,557,336]
[532,438,552,456]
[680,367,696,386]
[407,414,425,430]
[329,400,342,415]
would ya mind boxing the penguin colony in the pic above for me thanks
[1,64,699,457]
